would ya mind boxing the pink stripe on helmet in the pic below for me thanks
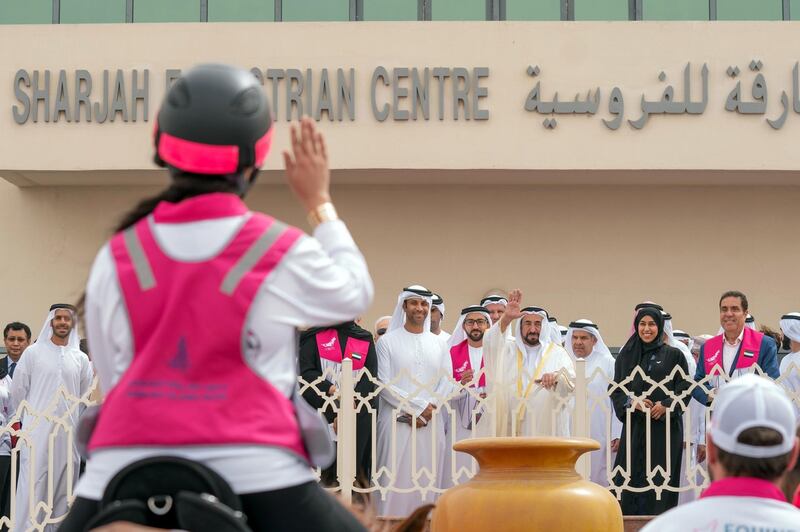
[158,128,274,175]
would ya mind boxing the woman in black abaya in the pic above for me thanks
[610,307,690,515]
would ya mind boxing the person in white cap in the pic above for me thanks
[440,305,491,488]
[10,304,94,531]
[483,289,575,437]
[375,285,450,517]
[641,374,800,531]
[778,312,800,421]
[430,293,451,344]
[565,319,621,487]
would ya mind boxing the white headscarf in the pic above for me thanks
[432,293,446,320]
[480,295,508,308]
[780,312,800,344]
[36,304,81,350]
[673,329,694,352]
[547,316,563,345]
[558,325,568,346]
[448,305,491,349]
[564,319,612,361]
[480,295,508,325]
[387,285,433,333]
[663,311,696,372]
[514,306,552,354]
[373,315,392,332]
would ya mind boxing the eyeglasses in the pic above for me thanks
[377,328,387,336]
[464,319,489,327]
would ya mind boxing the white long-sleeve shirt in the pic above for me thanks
[77,212,373,499]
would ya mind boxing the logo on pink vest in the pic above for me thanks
[450,340,485,387]
[704,327,764,376]
[315,329,369,370]
[89,194,308,460]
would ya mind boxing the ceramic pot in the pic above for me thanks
[431,437,623,532]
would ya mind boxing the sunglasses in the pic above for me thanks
[377,328,387,336]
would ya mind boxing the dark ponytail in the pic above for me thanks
[115,173,241,232]
[77,172,242,323]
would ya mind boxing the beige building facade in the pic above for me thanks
[1,21,798,345]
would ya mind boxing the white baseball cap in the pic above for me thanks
[710,374,798,459]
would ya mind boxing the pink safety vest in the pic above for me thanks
[89,193,308,461]
[315,329,370,370]
[703,327,764,376]
[450,340,485,387]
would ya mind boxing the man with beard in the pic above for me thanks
[10,305,93,531]
[375,286,449,517]
[483,290,575,437]
[440,305,491,488]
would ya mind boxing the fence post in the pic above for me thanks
[573,358,590,480]
[338,358,356,505]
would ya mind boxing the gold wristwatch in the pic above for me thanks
[307,202,338,229]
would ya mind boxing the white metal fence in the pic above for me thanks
[2,360,800,529]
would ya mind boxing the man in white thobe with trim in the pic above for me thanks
[10,305,93,531]
[483,290,575,438]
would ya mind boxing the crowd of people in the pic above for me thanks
[1,289,799,528]
[298,286,800,519]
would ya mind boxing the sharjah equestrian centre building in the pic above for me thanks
[0,1,799,345]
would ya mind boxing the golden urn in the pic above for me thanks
[431,437,623,532]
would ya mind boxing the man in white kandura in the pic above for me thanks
[440,305,491,488]
[483,289,575,437]
[11,304,93,531]
[565,319,621,487]
[376,286,450,517]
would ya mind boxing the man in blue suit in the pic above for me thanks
[1,322,30,527]
[693,291,778,406]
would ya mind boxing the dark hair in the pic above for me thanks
[782,334,793,352]
[719,290,749,312]
[76,174,241,320]
[758,326,782,350]
[716,427,793,480]
[3,322,31,340]
[115,173,241,233]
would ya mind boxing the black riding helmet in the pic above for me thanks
[153,64,273,189]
